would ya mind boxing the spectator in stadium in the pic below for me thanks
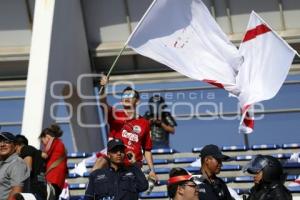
[144,94,177,149]
[198,144,234,200]
[39,124,68,200]
[94,74,158,181]
[167,167,199,200]
[0,132,30,200]
[243,155,292,200]
[15,135,47,200]
[85,139,148,200]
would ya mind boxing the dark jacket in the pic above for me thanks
[198,176,234,200]
[247,182,292,200]
[84,164,148,200]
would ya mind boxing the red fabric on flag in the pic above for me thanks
[242,24,271,43]
[203,79,224,89]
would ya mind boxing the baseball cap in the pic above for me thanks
[0,132,17,143]
[199,144,231,161]
[107,139,125,152]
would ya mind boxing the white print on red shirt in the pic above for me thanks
[122,129,139,143]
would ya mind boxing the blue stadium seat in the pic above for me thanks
[221,165,241,171]
[272,153,292,159]
[69,183,87,190]
[143,159,169,165]
[283,143,300,149]
[251,144,281,150]
[192,147,203,153]
[174,157,197,163]
[68,162,95,169]
[68,173,79,178]
[70,196,85,200]
[236,155,254,161]
[183,167,199,173]
[157,180,168,186]
[140,191,168,199]
[67,152,92,158]
[234,188,250,195]
[78,172,90,177]
[221,177,234,183]
[151,148,174,154]
[85,162,95,168]
[287,175,298,181]
[288,186,300,193]
[155,168,171,174]
[234,176,254,183]
[283,162,300,169]
[68,163,76,169]
[222,145,248,151]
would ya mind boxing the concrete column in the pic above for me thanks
[22,0,104,152]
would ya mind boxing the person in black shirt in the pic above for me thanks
[85,139,148,200]
[144,95,177,149]
[198,144,234,200]
[15,135,47,200]
[243,155,292,200]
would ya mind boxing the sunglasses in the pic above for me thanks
[0,140,13,145]
[184,184,198,188]
[121,92,136,99]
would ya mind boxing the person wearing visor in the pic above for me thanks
[198,144,234,200]
[144,94,177,149]
[243,155,292,200]
[85,139,148,200]
[167,167,199,200]
[0,132,30,200]
[96,75,158,182]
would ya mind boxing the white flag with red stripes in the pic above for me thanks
[127,0,298,134]
[237,11,297,133]
[127,0,242,94]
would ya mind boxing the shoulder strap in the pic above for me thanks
[45,146,67,175]
[45,155,65,175]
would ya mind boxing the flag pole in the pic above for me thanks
[98,0,158,95]
[243,134,250,149]
[98,44,127,95]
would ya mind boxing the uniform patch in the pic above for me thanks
[124,172,134,176]
[199,188,206,193]
[133,125,141,134]
[96,174,106,181]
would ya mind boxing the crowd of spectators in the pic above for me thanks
[0,80,294,200]
[0,124,67,200]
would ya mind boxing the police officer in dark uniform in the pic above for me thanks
[84,139,148,200]
[198,144,234,200]
[144,95,177,149]
[243,155,292,200]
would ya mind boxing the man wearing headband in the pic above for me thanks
[167,167,199,200]
[198,144,234,200]
[96,75,158,182]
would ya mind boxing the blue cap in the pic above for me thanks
[107,139,125,152]
[0,132,16,142]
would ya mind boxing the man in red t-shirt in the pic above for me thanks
[94,75,158,181]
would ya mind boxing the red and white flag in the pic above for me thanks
[127,0,298,134]
[127,0,242,94]
[237,11,297,133]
